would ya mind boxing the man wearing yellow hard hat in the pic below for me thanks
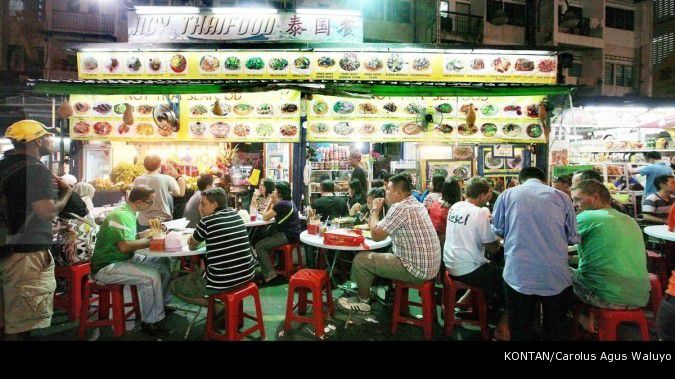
[0,120,73,340]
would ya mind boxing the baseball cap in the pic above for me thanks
[5,120,56,143]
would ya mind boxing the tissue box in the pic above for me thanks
[149,238,165,252]
[164,232,183,252]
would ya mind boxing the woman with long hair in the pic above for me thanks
[347,179,367,216]
[428,178,462,247]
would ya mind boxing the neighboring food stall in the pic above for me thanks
[28,44,571,206]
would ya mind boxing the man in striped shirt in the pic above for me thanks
[171,188,255,306]
[642,174,675,225]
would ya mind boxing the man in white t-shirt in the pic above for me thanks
[444,176,509,340]
[133,155,186,228]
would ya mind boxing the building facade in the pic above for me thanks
[652,0,675,97]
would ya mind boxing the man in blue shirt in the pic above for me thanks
[492,167,580,340]
[628,151,673,199]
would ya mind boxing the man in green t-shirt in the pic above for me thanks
[571,179,650,332]
[91,185,172,336]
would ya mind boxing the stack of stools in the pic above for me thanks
[391,279,436,340]
[284,269,334,338]
[54,263,91,321]
[441,272,490,340]
[78,279,141,339]
[647,250,669,289]
[269,242,303,278]
[204,282,265,341]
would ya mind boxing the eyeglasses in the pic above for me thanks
[142,199,154,205]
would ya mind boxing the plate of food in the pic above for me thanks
[538,59,556,73]
[190,122,206,136]
[137,105,154,115]
[457,123,478,136]
[104,57,119,73]
[294,57,310,70]
[358,103,377,114]
[233,104,253,116]
[334,122,354,136]
[402,122,422,135]
[492,57,511,73]
[313,101,329,115]
[233,124,250,137]
[381,123,399,135]
[333,101,355,114]
[503,105,523,117]
[200,55,220,72]
[126,56,141,72]
[310,123,329,134]
[453,146,473,160]
[470,59,485,70]
[317,56,335,68]
[93,122,112,136]
[339,53,360,71]
[256,103,274,115]
[387,53,404,72]
[484,153,504,170]
[526,123,543,138]
[480,104,498,117]
[224,56,241,71]
[74,102,90,114]
[515,58,535,72]
[404,103,425,115]
[435,124,453,134]
[526,104,539,118]
[445,59,464,72]
[503,123,523,137]
[170,54,187,73]
[93,103,112,115]
[210,122,230,138]
[435,103,453,114]
[148,57,162,72]
[113,104,130,115]
[382,102,397,113]
[245,57,265,70]
[360,123,376,134]
[280,103,298,114]
[480,123,498,137]
[136,123,154,136]
[280,124,298,137]
[364,57,383,71]
[190,104,208,116]
[157,123,173,137]
[412,57,430,71]
[507,155,523,169]
[453,166,470,179]
[73,121,90,134]
[83,57,98,71]
[269,57,289,71]
[117,123,130,135]
[256,124,273,137]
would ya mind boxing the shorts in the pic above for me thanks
[0,250,56,334]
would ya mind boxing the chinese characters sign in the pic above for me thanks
[127,9,363,43]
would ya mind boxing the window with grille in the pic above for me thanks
[605,7,634,31]
[488,0,526,27]
[605,63,633,87]
[653,33,675,67]
[654,0,675,22]
[604,62,614,85]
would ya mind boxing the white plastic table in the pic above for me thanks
[244,218,273,228]
[299,230,392,286]
[644,225,675,242]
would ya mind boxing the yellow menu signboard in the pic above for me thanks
[179,90,301,142]
[69,90,301,142]
[78,51,557,84]
[306,95,547,144]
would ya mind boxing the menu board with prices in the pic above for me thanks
[179,90,301,142]
[306,95,548,143]
[78,51,557,84]
[479,146,530,175]
[69,95,181,141]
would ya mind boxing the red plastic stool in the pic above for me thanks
[269,242,303,277]
[647,250,668,289]
[572,303,650,341]
[204,282,265,341]
[54,263,91,321]
[442,272,490,340]
[284,269,334,338]
[78,280,141,339]
[391,279,436,340]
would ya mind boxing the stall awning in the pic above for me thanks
[28,79,574,98]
